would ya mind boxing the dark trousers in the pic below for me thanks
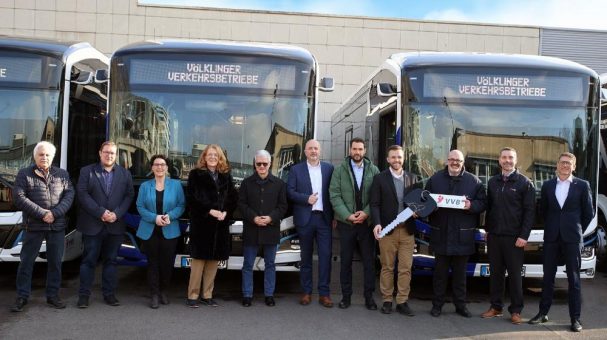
[16,230,65,299]
[539,241,583,319]
[432,254,468,308]
[143,229,178,296]
[297,212,332,296]
[337,221,375,298]
[488,234,524,314]
[242,244,277,297]
[79,228,123,297]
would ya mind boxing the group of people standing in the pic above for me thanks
[9,139,592,333]
[270,138,592,334]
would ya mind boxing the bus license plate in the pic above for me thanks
[480,265,526,277]
[180,257,227,269]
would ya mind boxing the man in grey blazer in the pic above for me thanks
[76,141,134,308]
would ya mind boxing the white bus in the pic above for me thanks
[106,39,333,270]
[0,37,109,262]
[331,52,601,278]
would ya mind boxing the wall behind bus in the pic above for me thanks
[0,0,541,160]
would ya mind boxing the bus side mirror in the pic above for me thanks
[319,77,334,92]
[377,83,396,97]
[72,70,93,84]
[95,69,109,83]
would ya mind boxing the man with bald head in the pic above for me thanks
[287,139,334,307]
[425,149,486,318]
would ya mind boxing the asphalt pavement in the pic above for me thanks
[1,260,606,339]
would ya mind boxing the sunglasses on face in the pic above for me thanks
[255,162,269,167]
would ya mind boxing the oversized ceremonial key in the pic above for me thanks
[379,188,437,238]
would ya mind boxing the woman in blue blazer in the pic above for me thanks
[136,155,185,309]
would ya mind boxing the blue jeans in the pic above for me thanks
[297,213,332,296]
[242,244,276,297]
[16,229,65,299]
[79,228,123,297]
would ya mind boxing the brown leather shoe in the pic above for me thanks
[481,307,503,318]
[299,294,311,306]
[511,313,522,324]
[318,296,333,308]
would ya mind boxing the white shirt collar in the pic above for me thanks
[557,175,573,183]
[307,161,320,168]
[389,167,404,179]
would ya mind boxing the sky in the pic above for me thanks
[139,0,607,31]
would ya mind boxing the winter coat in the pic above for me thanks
[329,157,380,225]
[425,167,487,256]
[13,165,75,231]
[187,169,238,260]
[486,170,535,240]
[238,173,287,246]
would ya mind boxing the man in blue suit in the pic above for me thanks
[287,139,334,307]
[528,152,593,332]
[76,141,134,308]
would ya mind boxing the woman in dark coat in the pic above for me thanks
[185,144,237,307]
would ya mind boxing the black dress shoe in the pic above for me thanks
[242,297,252,307]
[365,297,377,311]
[159,293,169,305]
[455,306,472,318]
[150,295,159,309]
[338,296,351,309]
[77,295,90,308]
[200,298,219,307]
[380,301,393,314]
[103,294,120,306]
[265,296,275,307]
[430,306,441,317]
[396,302,415,316]
[528,312,548,324]
[11,297,27,312]
[570,319,582,332]
[47,296,66,309]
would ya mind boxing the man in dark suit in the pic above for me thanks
[287,139,335,307]
[371,145,421,316]
[529,152,593,332]
[76,141,134,308]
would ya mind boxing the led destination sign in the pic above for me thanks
[0,57,42,84]
[422,73,585,102]
[129,59,298,90]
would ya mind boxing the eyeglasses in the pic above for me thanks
[559,160,573,166]
[255,162,269,167]
[447,158,464,164]
[101,151,116,155]
[152,163,167,167]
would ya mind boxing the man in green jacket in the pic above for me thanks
[329,137,380,310]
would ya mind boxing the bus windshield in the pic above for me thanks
[0,88,60,211]
[109,54,314,185]
[407,103,594,189]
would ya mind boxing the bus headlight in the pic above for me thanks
[581,246,594,260]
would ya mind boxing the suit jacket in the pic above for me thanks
[77,163,135,236]
[370,169,421,235]
[540,176,594,244]
[136,177,185,240]
[287,160,334,226]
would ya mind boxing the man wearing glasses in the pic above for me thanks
[528,153,593,332]
[238,150,288,307]
[425,149,486,318]
[75,141,134,308]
